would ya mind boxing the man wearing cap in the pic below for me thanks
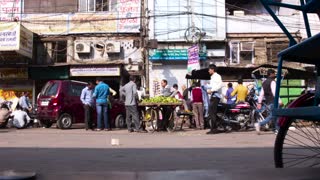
[254,69,283,134]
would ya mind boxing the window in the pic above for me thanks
[42,82,59,96]
[68,84,85,96]
[78,0,110,12]
[229,41,255,64]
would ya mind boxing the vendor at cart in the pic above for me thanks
[159,79,173,130]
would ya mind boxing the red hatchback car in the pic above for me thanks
[36,80,126,129]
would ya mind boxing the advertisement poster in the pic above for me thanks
[187,45,200,73]
[117,0,141,32]
[0,0,21,21]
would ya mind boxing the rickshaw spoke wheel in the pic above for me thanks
[275,118,320,168]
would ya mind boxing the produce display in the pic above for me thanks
[140,96,182,105]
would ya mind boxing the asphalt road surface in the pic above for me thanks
[0,127,319,180]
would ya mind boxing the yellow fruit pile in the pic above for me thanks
[141,96,181,104]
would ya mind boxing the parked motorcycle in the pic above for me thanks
[215,101,253,131]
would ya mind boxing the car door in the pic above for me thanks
[68,82,86,124]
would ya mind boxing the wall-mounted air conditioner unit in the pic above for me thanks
[75,42,91,53]
[105,41,121,53]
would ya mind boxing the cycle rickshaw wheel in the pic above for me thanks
[274,118,320,168]
[144,108,158,132]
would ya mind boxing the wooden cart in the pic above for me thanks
[138,102,182,132]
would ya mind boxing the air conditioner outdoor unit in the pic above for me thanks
[105,41,121,53]
[75,42,91,53]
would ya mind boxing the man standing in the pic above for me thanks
[80,82,95,130]
[231,79,248,103]
[93,77,110,131]
[120,76,142,133]
[160,79,173,130]
[206,64,223,134]
[191,81,204,129]
[254,69,282,134]
[160,79,172,97]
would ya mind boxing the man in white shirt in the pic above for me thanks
[10,106,31,129]
[206,64,223,134]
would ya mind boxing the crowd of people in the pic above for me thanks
[0,65,280,135]
[154,64,281,135]
[0,91,33,129]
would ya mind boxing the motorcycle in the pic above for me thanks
[216,100,253,131]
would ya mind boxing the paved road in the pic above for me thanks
[0,127,319,179]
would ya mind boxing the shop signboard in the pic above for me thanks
[70,66,120,76]
[0,22,33,58]
[0,68,28,79]
[149,49,206,60]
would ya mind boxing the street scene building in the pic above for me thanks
[0,0,319,103]
[1,1,320,177]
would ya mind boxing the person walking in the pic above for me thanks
[254,69,283,134]
[80,81,95,131]
[231,79,248,103]
[120,76,143,133]
[191,81,204,129]
[93,77,110,131]
[206,64,223,134]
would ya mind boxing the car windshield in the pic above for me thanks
[41,82,59,96]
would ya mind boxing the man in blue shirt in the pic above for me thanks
[18,92,32,114]
[93,77,110,131]
[80,81,95,130]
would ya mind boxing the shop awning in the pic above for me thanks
[28,66,69,80]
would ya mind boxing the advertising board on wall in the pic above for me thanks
[70,66,120,77]
[117,0,141,33]
[20,0,141,35]
[0,0,22,21]
[0,22,33,58]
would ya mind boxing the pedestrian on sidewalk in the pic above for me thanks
[80,81,95,131]
[93,77,110,131]
[120,76,144,133]
[254,69,283,134]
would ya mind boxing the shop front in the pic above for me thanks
[0,67,34,109]
[28,65,70,100]
[148,48,207,97]
[69,64,129,98]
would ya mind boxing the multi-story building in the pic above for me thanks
[0,0,319,102]
[147,0,320,94]
[0,0,144,103]
[147,0,226,96]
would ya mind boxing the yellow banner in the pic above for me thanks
[22,14,68,35]
[69,13,117,33]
